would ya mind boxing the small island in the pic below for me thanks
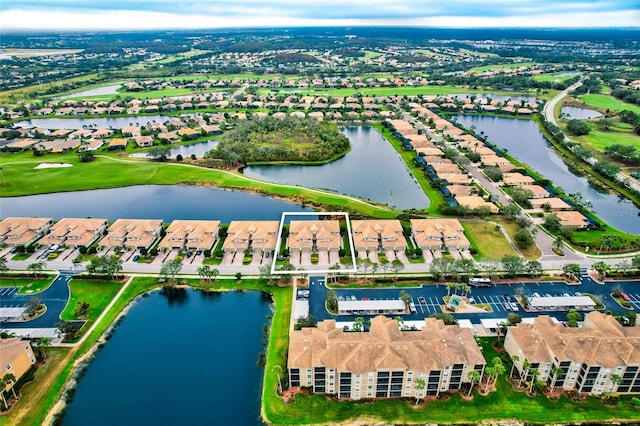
[206,116,351,165]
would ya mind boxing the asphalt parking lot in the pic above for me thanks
[0,271,76,329]
[308,275,640,324]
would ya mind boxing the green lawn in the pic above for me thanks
[461,221,517,260]
[571,123,640,152]
[374,124,444,214]
[60,278,125,336]
[533,73,580,83]
[467,62,536,74]
[0,154,397,218]
[0,274,55,294]
[500,220,542,260]
[578,93,640,115]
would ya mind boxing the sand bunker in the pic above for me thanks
[34,163,74,169]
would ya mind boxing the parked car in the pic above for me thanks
[409,302,417,313]
[510,302,519,311]
[132,254,140,262]
[620,292,631,302]
[532,292,540,298]
[417,296,427,305]
[574,291,582,297]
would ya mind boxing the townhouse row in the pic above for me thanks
[0,217,471,257]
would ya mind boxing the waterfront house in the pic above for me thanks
[553,211,589,228]
[351,220,407,253]
[159,220,220,252]
[288,316,486,400]
[0,339,36,393]
[99,219,163,250]
[504,312,640,395]
[455,196,499,213]
[287,220,341,254]
[38,218,107,248]
[410,219,470,251]
[0,217,53,246]
[529,197,572,211]
[107,138,128,151]
[222,221,280,255]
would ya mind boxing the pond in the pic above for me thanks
[451,115,640,234]
[54,84,122,99]
[14,115,175,130]
[242,126,430,209]
[61,289,270,426]
[0,185,312,222]
[561,106,603,120]
[129,140,219,159]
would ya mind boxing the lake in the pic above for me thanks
[54,84,122,99]
[15,115,175,130]
[242,126,430,209]
[61,289,270,426]
[561,106,603,120]
[451,115,640,234]
[129,140,219,159]
[0,185,312,222]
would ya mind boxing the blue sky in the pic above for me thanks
[1,0,638,31]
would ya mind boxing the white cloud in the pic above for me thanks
[0,7,637,31]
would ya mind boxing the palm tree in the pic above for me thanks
[549,365,562,394]
[509,355,520,378]
[610,374,622,391]
[35,337,51,360]
[519,360,531,388]
[529,368,540,393]
[3,373,16,399]
[352,317,365,332]
[0,376,7,409]
[553,236,564,252]
[467,370,481,396]
[414,378,425,405]
[483,366,495,392]
[211,268,219,282]
[272,365,283,395]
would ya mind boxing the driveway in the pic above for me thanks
[300,249,312,266]
[384,249,396,262]
[395,251,409,264]
[221,251,235,265]
[318,250,329,266]
[368,251,379,263]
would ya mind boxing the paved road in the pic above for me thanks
[543,81,583,126]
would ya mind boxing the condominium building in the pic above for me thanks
[351,220,406,253]
[0,338,36,392]
[288,316,485,400]
[287,220,341,254]
[410,219,470,251]
[99,219,163,250]
[0,217,53,246]
[504,312,640,395]
[38,218,107,248]
[222,221,279,254]
[158,220,220,251]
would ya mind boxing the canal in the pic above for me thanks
[242,126,430,209]
[451,114,640,234]
[61,289,270,426]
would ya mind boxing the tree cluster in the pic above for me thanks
[206,117,350,165]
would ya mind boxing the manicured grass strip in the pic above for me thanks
[461,221,517,260]
[0,274,55,294]
[374,123,444,214]
[60,278,125,335]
